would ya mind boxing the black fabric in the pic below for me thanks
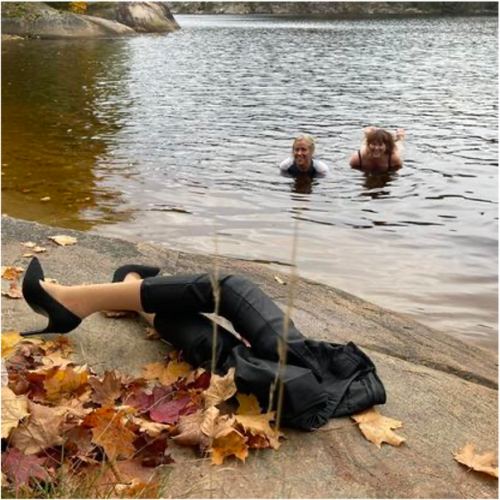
[287,160,319,178]
[143,273,386,431]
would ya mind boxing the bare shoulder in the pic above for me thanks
[391,152,403,169]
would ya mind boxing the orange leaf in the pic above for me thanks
[351,407,405,448]
[1,266,23,281]
[86,407,136,461]
[454,444,498,478]
[211,428,248,465]
[89,370,123,406]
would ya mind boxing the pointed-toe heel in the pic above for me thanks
[21,257,81,337]
[112,264,160,283]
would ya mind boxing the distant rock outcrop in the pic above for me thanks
[1,2,179,40]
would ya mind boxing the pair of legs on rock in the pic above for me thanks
[21,258,386,430]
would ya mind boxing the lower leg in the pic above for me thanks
[40,279,143,320]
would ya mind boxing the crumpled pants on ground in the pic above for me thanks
[142,273,386,430]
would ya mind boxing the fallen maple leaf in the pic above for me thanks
[2,282,23,299]
[10,401,65,454]
[44,365,89,401]
[454,444,498,478]
[204,367,237,408]
[49,235,77,246]
[351,407,405,448]
[21,242,37,249]
[133,433,174,467]
[89,370,123,406]
[85,407,136,461]
[211,427,249,465]
[1,448,49,488]
[1,266,23,281]
[143,360,192,386]
[1,387,29,439]
[236,392,262,415]
[130,416,172,437]
[174,406,220,448]
[34,246,47,253]
[150,392,198,425]
[235,412,282,450]
[2,332,23,358]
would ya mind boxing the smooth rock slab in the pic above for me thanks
[1,216,497,498]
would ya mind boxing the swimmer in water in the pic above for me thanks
[280,135,329,177]
[349,127,405,173]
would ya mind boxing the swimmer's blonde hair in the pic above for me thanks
[293,135,315,154]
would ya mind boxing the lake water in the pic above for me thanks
[2,15,498,349]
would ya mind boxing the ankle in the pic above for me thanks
[40,281,86,319]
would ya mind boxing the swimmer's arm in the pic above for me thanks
[314,159,329,176]
[349,152,361,169]
[279,157,293,172]
[390,152,403,170]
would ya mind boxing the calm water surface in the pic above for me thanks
[2,15,498,348]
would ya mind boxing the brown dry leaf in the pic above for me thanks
[211,427,249,465]
[89,370,123,406]
[44,365,89,402]
[103,309,136,318]
[143,360,192,386]
[204,367,237,408]
[1,386,29,438]
[454,444,498,478]
[21,242,37,249]
[49,235,77,246]
[23,253,35,258]
[115,478,160,499]
[2,282,23,299]
[174,406,220,448]
[1,266,23,281]
[86,407,136,461]
[34,246,47,253]
[40,196,51,202]
[2,331,23,358]
[130,416,172,437]
[40,351,73,370]
[10,401,65,454]
[236,393,262,415]
[351,407,405,448]
[235,412,282,450]
[145,327,161,340]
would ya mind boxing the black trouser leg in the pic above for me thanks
[141,274,322,380]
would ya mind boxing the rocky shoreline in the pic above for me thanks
[1,215,497,498]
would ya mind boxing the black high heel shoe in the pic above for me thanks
[112,264,160,283]
[21,257,82,337]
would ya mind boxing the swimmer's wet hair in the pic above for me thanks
[365,128,396,156]
[293,135,315,154]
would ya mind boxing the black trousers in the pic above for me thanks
[141,273,386,430]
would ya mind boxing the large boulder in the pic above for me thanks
[87,2,179,33]
[1,2,135,39]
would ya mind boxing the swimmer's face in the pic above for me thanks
[367,140,387,157]
[293,140,313,171]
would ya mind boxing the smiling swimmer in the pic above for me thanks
[279,135,329,177]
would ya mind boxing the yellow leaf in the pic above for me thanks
[204,367,237,408]
[21,242,37,249]
[40,196,51,202]
[1,387,29,439]
[211,428,249,465]
[49,235,77,246]
[235,412,283,450]
[34,246,47,253]
[1,332,22,358]
[44,366,89,401]
[351,407,405,448]
[236,393,262,415]
[143,360,192,386]
[454,444,498,478]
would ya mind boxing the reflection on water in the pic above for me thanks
[1,39,132,230]
[1,15,498,349]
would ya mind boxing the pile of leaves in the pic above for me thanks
[1,332,283,498]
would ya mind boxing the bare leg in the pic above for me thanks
[395,128,405,153]
[123,272,155,326]
[39,278,144,320]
